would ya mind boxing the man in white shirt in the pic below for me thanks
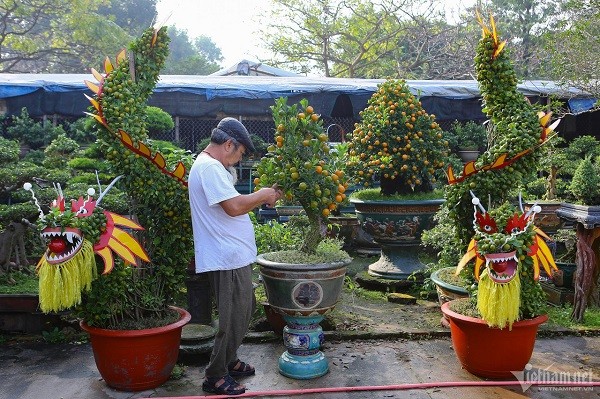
[188,117,282,396]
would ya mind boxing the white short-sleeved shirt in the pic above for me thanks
[188,154,257,273]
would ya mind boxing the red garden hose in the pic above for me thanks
[145,379,600,399]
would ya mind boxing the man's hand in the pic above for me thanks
[262,184,283,208]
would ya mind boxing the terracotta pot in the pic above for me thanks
[80,306,191,391]
[441,300,547,379]
[262,302,286,336]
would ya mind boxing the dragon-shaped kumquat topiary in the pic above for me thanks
[437,12,560,328]
[75,26,193,326]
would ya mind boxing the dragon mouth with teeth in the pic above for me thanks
[41,227,84,264]
[484,250,518,284]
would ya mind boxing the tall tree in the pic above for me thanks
[0,0,133,73]
[98,0,158,36]
[162,27,222,75]
[546,0,600,99]
[259,0,476,79]
[481,0,563,78]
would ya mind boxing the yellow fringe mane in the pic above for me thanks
[37,240,97,313]
[477,268,521,330]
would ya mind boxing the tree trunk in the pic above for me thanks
[300,209,326,254]
[571,224,600,322]
[0,220,35,279]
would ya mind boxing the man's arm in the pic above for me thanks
[220,186,282,217]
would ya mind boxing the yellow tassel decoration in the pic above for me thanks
[37,240,97,313]
[477,268,521,330]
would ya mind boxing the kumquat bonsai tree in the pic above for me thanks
[254,97,350,258]
[346,78,449,197]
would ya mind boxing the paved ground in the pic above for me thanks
[1,335,599,399]
[1,253,599,399]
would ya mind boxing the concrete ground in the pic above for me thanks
[1,253,599,398]
[1,332,599,399]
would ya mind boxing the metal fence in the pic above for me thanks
[147,116,358,152]
[48,112,596,150]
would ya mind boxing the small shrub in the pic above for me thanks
[5,108,62,149]
[569,157,600,205]
[45,170,72,187]
[525,177,548,199]
[446,120,488,151]
[0,137,19,163]
[42,327,67,344]
[43,134,80,168]
[22,150,45,165]
[66,117,97,144]
[146,106,174,137]
[81,143,103,159]
[68,157,110,172]
[252,213,302,253]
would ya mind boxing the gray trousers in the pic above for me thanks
[205,265,256,378]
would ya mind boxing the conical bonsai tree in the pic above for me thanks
[346,79,449,196]
[436,13,559,328]
[254,97,350,257]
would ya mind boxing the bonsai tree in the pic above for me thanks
[254,97,349,255]
[346,79,449,196]
[569,156,600,206]
[79,26,194,328]
[146,105,175,138]
[4,108,62,150]
[446,120,488,152]
[24,26,193,330]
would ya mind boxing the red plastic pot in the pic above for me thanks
[441,300,547,379]
[80,306,191,391]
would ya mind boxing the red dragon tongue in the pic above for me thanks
[48,238,67,254]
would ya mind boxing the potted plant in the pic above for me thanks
[549,228,578,289]
[253,97,352,379]
[345,78,449,280]
[436,12,561,379]
[445,120,488,163]
[429,266,469,327]
[27,26,194,391]
[555,140,600,322]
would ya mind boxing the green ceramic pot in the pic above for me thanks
[351,198,444,280]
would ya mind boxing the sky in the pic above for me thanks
[156,0,269,68]
[156,0,474,69]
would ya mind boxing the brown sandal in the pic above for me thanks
[228,359,256,377]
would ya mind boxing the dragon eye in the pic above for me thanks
[504,213,528,235]
[475,212,497,234]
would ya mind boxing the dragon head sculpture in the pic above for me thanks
[24,179,149,313]
[456,192,557,329]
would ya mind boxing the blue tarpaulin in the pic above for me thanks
[568,98,597,114]
[0,74,594,120]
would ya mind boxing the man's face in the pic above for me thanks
[225,140,246,167]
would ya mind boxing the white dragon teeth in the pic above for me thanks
[66,232,74,244]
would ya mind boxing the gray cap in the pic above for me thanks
[214,117,256,153]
